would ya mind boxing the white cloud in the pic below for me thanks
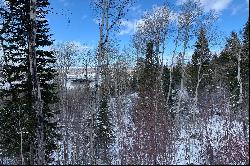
[231,5,242,15]
[119,19,144,35]
[130,4,143,16]
[206,0,232,12]
[176,0,232,12]
[92,17,143,36]
[119,5,175,36]
[59,0,69,7]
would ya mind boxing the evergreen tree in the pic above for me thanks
[217,31,242,110]
[187,28,212,99]
[0,0,59,164]
[208,52,222,92]
[241,18,249,96]
[94,43,114,164]
[173,53,182,89]
[138,42,159,97]
[240,18,249,140]
[169,53,182,111]
[131,57,145,92]
[95,97,113,164]
[162,64,170,99]
[133,42,169,164]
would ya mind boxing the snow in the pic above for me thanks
[109,93,137,165]
[107,92,248,165]
[172,110,248,165]
[1,85,246,165]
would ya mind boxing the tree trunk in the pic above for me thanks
[177,28,189,113]
[29,0,45,164]
[237,48,247,139]
[194,59,202,108]
[93,1,108,164]
[167,30,180,106]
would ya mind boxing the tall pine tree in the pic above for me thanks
[138,42,159,97]
[0,0,59,164]
[94,97,113,164]
[187,28,212,100]
[241,18,249,97]
[218,31,242,110]
[240,18,249,139]
[169,52,182,112]
[133,42,168,164]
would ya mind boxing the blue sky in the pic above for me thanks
[47,0,249,56]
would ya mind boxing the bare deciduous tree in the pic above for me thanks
[91,0,133,164]
[133,4,171,89]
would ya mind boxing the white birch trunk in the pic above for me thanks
[194,59,202,108]
[237,49,243,104]
[236,48,247,139]
[177,27,189,113]
[166,30,180,106]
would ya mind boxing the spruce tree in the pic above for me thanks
[173,53,182,89]
[241,19,249,96]
[187,28,212,99]
[133,42,169,164]
[131,57,145,92]
[169,53,182,111]
[94,46,114,164]
[240,18,249,139]
[162,65,170,99]
[218,32,242,110]
[95,97,113,164]
[138,42,159,97]
[0,0,59,164]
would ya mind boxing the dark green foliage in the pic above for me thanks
[162,53,182,108]
[138,42,159,97]
[131,43,160,95]
[207,53,222,92]
[215,32,242,110]
[169,53,182,108]
[131,57,145,92]
[173,53,182,89]
[95,99,113,150]
[162,65,170,98]
[0,0,59,164]
[241,18,249,96]
[110,60,131,97]
[187,28,212,98]
[94,97,113,164]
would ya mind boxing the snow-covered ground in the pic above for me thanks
[108,93,249,165]
[2,90,247,165]
[109,93,137,165]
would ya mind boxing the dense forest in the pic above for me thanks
[0,0,249,165]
